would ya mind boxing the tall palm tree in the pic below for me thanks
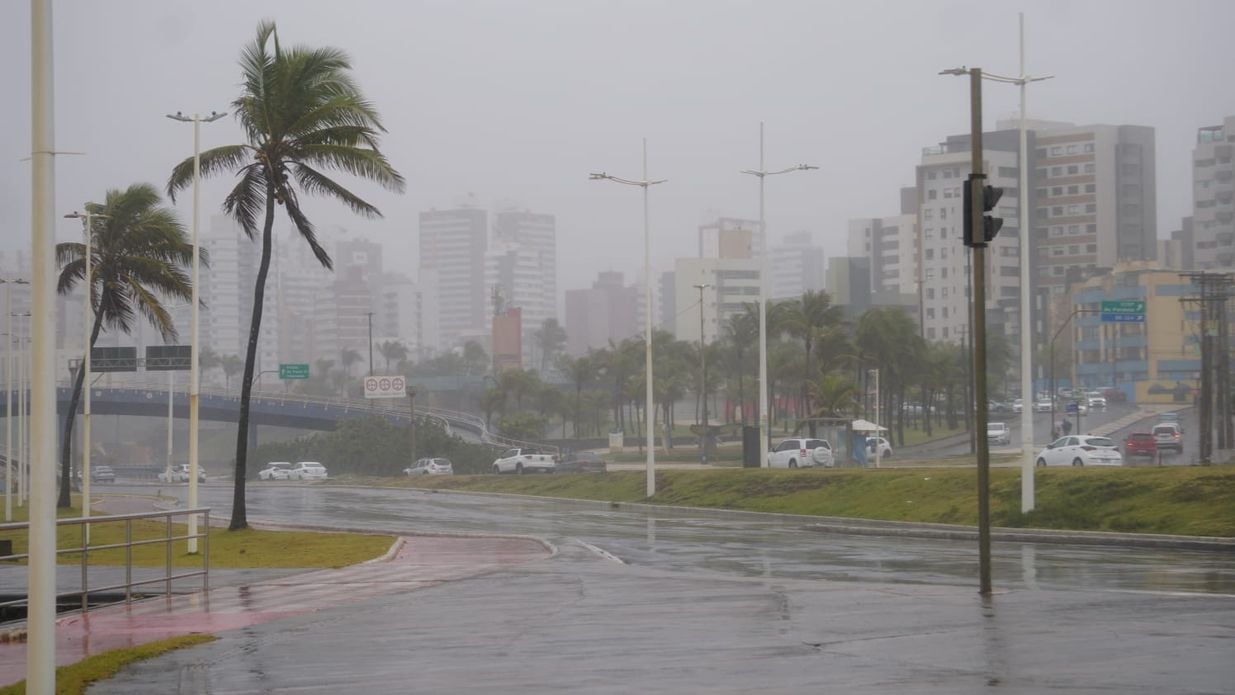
[199,346,222,383]
[533,318,567,373]
[55,184,194,507]
[779,290,845,435]
[377,340,408,373]
[167,21,404,530]
[341,348,363,377]
[220,354,245,390]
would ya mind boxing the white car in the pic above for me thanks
[1010,399,1024,414]
[259,462,293,481]
[492,448,556,474]
[157,464,207,483]
[288,461,328,481]
[1034,398,1053,413]
[866,437,893,459]
[987,422,1011,446]
[404,458,454,476]
[1085,392,1107,409]
[1035,435,1123,467]
[769,438,833,469]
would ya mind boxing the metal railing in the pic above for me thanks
[0,507,210,615]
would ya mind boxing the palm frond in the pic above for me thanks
[124,278,179,343]
[291,163,381,218]
[166,145,252,201]
[222,165,268,239]
[280,187,332,270]
[297,144,405,192]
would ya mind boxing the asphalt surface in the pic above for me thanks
[69,484,1235,694]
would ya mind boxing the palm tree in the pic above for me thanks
[167,21,404,530]
[55,183,194,507]
[341,348,363,377]
[723,307,758,423]
[562,354,598,437]
[778,290,844,435]
[199,346,222,384]
[377,340,408,373]
[220,354,245,390]
[533,318,567,373]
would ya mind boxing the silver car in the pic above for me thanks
[404,458,454,476]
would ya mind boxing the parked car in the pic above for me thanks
[492,448,556,474]
[1152,423,1183,453]
[288,461,329,481]
[1123,432,1157,459]
[1033,398,1053,413]
[987,422,1011,446]
[865,437,893,459]
[1035,435,1123,467]
[555,451,607,474]
[1010,399,1024,414]
[769,438,833,469]
[259,462,293,481]
[404,458,454,476]
[157,464,206,483]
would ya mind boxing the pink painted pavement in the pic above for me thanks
[0,535,551,688]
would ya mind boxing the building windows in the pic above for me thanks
[1087,223,1097,234]
[1052,206,1063,216]
[926,308,936,319]
[1068,245,1079,255]
[1085,183,1096,193]
[928,170,937,180]
[940,207,947,220]
[1067,185,1079,195]
[1067,165,1079,175]
[925,249,934,260]
[1086,244,1097,253]
[1084,143,1095,153]
[1084,163,1096,173]
[942,307,949,319]
[1086,203,1097,213]
[941,268,948,279]
[926,288,935,299]
[924,208,934,219]
[1050,146,1062,156]
[1052,186,1063,196]
[1066,144,1079,154]
[1051,166,1063,176]
[928,189,938,200]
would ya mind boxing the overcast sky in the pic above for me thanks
[3,0,1234,294]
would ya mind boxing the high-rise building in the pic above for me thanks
[697,217,761,259]
[486,210,557,365]
[769,230,826,300]
[378,272,422,360]
[1032,123,1157,290]
[419,207,488,350]
[564,270,639,355]
[1190,116,1235,270]
[200,215,278,372]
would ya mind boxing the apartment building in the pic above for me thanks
[564,270,639,356]
[769,230,826,301]
[419,207,488,350]
[1190,116,1235,270]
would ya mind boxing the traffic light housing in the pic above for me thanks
[963,174,1004,247]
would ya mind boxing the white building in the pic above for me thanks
[1190,116,1235,270]
[486,210,557,365]
[419,208,488,350]
[769,230,826,301]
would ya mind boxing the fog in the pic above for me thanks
[2,0,1234,293]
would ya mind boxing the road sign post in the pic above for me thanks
[363,375,407,399]
[278,363,310,380]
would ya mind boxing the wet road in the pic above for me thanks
[161,482,1235,596]
[925,403,1144,458]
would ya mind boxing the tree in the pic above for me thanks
[533,318,567,373]
[562,354,598,437]
[722,308,758,423]
[462,341,489,376]
[377,340,408,373]
[221,354,245,390]
[55,183,194,507]
[167,21,404,530]
[341,347,363,377]
[199,346,222,383]
[778,290,845,435]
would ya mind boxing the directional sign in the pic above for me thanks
[363,375,407,399]
[145,345,191,371]
[91,347,138,373]
[1100,300,1145,323]
[279,363,310,380]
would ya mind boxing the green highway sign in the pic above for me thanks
[1100,300,1145,323]
[279,363,310,380]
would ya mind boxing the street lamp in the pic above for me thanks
[693,282,712,464]
[64,209,107,531]
[167,109,227,554]
[740,122,817,467]
[366,311,375,377]
[966,14,1055,513]
[590,138,668,497]
[1,278,28,521]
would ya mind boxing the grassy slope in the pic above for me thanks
[351,466,1235,537]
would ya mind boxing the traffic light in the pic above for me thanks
[962,174,1004,247]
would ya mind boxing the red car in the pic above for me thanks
[1123,432,1157,459]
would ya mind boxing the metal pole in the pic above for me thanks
[80,212,94,538]
[968,67,993,596]
[28,0,59,684]
[757,122,770,465]
[642,138,655,497]
[17,327,25,507]
[408,389,416,464]
[187,114,202,554]
[167,370,174,478]
[4,286,11,521]
[1017,12,1036,513]
[367,311,374,377]
[695,283,710,464]
[873,368,882,468]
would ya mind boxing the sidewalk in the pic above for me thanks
[0,534,551,688]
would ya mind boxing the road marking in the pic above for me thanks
[577,540,626,564]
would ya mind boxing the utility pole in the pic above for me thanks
[693,283,711,464]
[1180,272,1234,461]
[408,388,417,466]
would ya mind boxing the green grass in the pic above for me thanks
[0,497,395,569]
[342,466,1235,538]
[0,634,216,695]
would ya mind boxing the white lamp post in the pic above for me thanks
[740,122,817,467]
[971,15,1053,512]
[167,110,226,553]
[13,313,30,507]
[590,138,667,497]
[64,209,106,532]
[693,282,712,464]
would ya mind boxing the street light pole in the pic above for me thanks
[740,123,817,466]
[167,109,226,554]
[367,311,375,377]
[1,279,27,521]
[693,283,711,464]
[64,209,107,533]
[591,138,668,496]
[1048,307,1101,440]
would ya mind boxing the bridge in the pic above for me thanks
[0,385,509,446]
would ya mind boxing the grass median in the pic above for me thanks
[349,465,1235,537]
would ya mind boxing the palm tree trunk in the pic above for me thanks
[58,311,105,508]
[230,187,277,531]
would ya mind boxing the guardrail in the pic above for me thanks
[0,507,210,615]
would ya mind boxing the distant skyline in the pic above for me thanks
[3,0,1234,295]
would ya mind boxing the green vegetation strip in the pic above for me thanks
[345,466,1235,538]
[0,634,216,695]
[0,500,395,570]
